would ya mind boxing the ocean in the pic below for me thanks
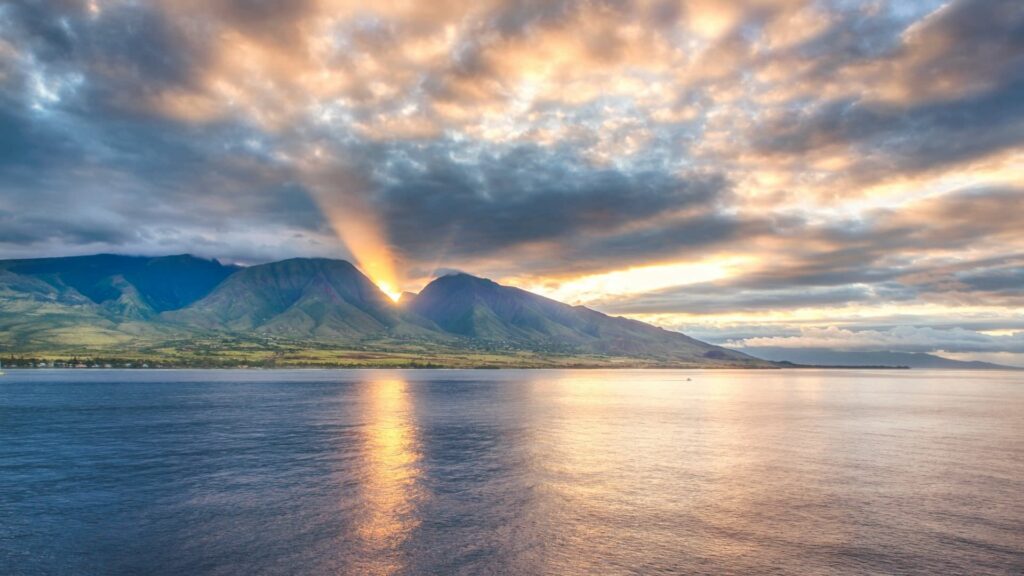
[1,369,1021,575]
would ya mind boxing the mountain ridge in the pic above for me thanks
[0,253,238,313]
[407,273,756,363]
[0,254,766,368]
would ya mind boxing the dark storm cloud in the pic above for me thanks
[750,0,1024,178]
[750,79,1024,178]
[0,70,327,252]
[2,1,206,105]
[487,0,582,36]
[0,101,81,168]
[894,0,1024,93]
[0,1,338,262]
[794,0,1021,92]
[547,213,757,274]
[0,209,136,246]
[957,267,1024,294]
[372,141,733,262]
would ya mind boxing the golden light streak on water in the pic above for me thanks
[353,377,422,575]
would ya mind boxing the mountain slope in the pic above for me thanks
[408,273,764,365]
[164,258,437,340]
[0,254,232,349]
[0,253,768,366]
[0,254,238,314]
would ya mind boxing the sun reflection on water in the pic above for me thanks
[353,377,422,575]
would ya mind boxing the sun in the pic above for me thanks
[376,281,402,303]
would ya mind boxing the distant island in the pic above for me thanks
[742,348,1021,371]
[0,254,775,369]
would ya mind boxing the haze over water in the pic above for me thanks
[1,369,1022,575]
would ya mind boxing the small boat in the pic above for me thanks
[0,359,5,376]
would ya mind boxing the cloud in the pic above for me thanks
[957,267,1024,294]
[748,78,1024,181]
[573,186,1023,317]
[0,0,1021,352]
[729,325,1024,354]
[600,284,900,315]
[887,0,1024,104]
[372,141,732,265]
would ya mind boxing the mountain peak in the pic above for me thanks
[434,270,489,281]
[255,257,358,270]
[431,271,501,289]
[163,255,404,337]
[408,271,763,364]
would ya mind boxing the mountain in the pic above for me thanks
[3,253,1012,370]
[164,258,438,339]
[739,347,1022,370]
[0,254,236,349]
[0,254,238,315]
[407,273,762,365]
[0,253,766,367]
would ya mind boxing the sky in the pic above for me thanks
[1,0,1022,364]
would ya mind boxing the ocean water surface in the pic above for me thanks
[1,369,1022,575]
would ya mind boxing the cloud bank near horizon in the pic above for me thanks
[1,0,1022,362]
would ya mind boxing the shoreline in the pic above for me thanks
[0,364,919,371]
